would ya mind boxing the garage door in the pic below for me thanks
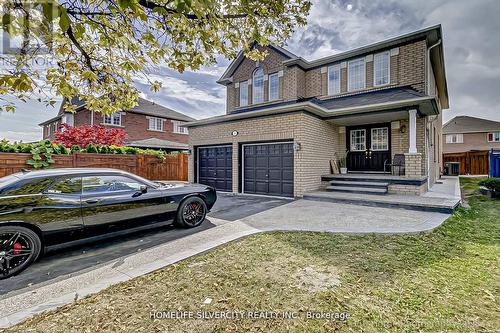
[198,146,232,191]
[243,142,294,197]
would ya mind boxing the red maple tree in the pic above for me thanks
[54,124,126,148]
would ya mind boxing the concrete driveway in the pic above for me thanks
[0,193,290,296]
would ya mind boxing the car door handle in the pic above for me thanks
[84,199,100,204]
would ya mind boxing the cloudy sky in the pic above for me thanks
[1,0,499,142]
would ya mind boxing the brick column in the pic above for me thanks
[405,153,422,177]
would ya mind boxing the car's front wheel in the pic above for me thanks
[176,197,207,228]
[0,226,41,279]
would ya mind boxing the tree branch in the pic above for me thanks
[137,0,248,19]
[66,26,95,72]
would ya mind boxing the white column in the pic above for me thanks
[408,109,418,154]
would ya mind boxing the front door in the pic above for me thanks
[346,123,391,172]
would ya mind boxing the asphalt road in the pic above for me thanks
[0,193,290,296]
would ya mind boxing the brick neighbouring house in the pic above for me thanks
[184,25,449,197]
[39,97,195,152]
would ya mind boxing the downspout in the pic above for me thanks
[426,39,441,189]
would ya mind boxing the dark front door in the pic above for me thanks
[243,142,294,197]
[198,146,233,192]
[346,123,391,172]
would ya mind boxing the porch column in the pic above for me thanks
[408,109,417,154]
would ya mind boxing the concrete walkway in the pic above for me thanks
[0,199,453,328]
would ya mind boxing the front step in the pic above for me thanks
[329,180,389,188]
[303,191,460,213]
[326,186,388,195]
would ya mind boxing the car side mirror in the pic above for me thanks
[133,185,148,197]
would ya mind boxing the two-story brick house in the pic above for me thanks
[40,97,195,151]
[185,25,449,198]
[443,116,500,153]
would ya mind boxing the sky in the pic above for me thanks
[1,0,499,142]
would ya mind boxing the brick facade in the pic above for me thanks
[188,112,340,197]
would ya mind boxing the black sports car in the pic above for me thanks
[0,168,216,279]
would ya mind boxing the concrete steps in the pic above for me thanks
[327,177,389,195]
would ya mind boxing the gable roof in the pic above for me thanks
[54,97,195,122]
[443,116,500,134]
[217,44,298,85]
[127,138,188,150]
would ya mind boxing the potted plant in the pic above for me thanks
[338,151,348,174]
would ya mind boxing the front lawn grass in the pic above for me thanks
[4,178,499,332]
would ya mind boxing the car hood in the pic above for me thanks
[154,181,214,191]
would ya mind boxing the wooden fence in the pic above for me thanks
[442,151,489,175]
[0,152,188,181]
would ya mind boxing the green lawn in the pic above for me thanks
[4,178,499,332]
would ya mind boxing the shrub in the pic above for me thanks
[54,124,126,148]
[479,178,500,196]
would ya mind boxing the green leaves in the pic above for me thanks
[0,0,311,114]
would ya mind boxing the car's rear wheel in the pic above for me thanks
[176,197,207,228]
[0,226,41,280]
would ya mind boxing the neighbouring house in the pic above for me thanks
[185,25,448,197]
[443,116,500,153]
[441,116,500,175]
[39,97,195,152]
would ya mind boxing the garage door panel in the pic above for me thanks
[243,142,294,197]
[198,146,232,192]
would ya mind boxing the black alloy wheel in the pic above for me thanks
[176,197,207,228]
[0,226,41,279]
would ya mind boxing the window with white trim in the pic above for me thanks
[374,51,390,86]
[350,129,366,151]
[252,68,264,104]
[327,65,340,95]
[148,117,164,131]
[239,81,248,106]
[172,120,188,134]
[445,134,463,143]
[348,58,365,91]
[268,73,279,101]
[103,112,121,126]
[487,132,500,142]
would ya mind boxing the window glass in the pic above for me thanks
[446,134,463,143]
[374,52,390,86]
[104,112,121,126]
[47,177,82,194]
[328,65,340,95]
[268,73,279,101]
[252,68,264,104]
[82,176,144,194]
[350,129,366,151]
[488,132,500,142]
[239,81,248,106]
[149,117,163,131]
[172,120,188,134]
[371,127,389,151]
[348,58,365,91]
[0,178,52,197]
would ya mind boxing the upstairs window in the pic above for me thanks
[172,120,188,134]
[103,112,121,126]
[488,132,500,142]
[148,117,164,131]
[446,134,463,143]
[252,68,264,104]
[348,58,365,91]
[239,81,248,106]
[374,51,390,86]
[268,73,279,101]
[327,65,340,95]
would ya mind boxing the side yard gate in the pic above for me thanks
[0,153,188,181]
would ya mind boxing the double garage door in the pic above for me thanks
[198,142,294,197]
